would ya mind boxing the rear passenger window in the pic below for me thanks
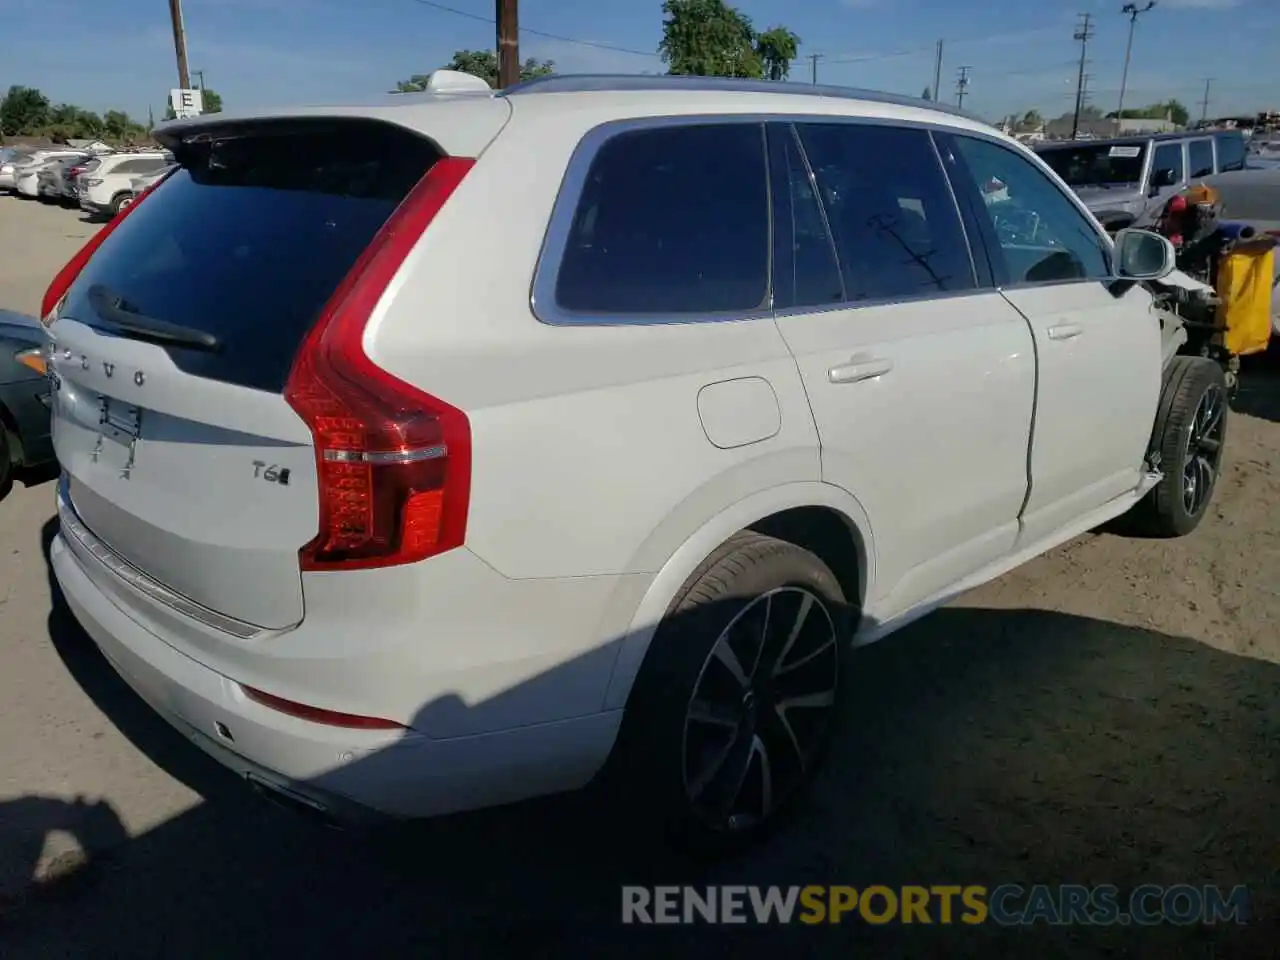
[796,123,976,300]
[554,123,769,315]
[1214,132,1246,172]
[1188,139,1214,178]
[1151,143,1184,184]
[948,134,1110,285]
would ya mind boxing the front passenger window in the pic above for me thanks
[948,135,1111,285]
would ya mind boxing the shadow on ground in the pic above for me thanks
[1233,347,1280,423]
[3,520,1277,958]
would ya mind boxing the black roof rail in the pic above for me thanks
[501,73,985,124]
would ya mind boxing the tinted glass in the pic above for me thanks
[1214,132,1246,172]
[952,135,1110,285]
[1188,139,1215,177]
[61,121,439,392]
[555,123,769,315]
[1151,143,1184,184]
[768,125,843,310]
[796,122,975,300]
[1037,142,1146,186]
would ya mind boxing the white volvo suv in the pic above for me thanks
[44,71,1228,853]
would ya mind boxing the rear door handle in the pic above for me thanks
[828,356,894,384]
[1047,322,1084,341]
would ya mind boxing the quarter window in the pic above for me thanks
[1215,132,1246,172]
[553,123,770,316]
[795,122,976,301]
[947,135,1111,285]
[1188,139,1215,178]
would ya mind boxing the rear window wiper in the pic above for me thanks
[87,284,221,352]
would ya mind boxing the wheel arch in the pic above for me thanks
[601,481,875,711]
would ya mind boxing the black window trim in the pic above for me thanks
[531,113,1012,328]
[940,130,1117,292]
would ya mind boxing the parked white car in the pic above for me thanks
[79,151,173,217]
[12,150,86,198]
[43,72,1230,853]
[0,147,29,189]
[126,163,176,200]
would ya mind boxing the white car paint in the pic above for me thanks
[45,74,1194,829]
[78,152,172,216]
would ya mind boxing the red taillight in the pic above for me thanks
[241,685,404,730]
[40,167,176,324]
[285,156,475,572]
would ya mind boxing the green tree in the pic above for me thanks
[103,109,132,140]
[1020,109,1044,131]
[394,51,555,91]
[0,85,51,136]
[755,26,799,81]
[659,0,764,79]
[201,88,223,113]
[921,86,932,101]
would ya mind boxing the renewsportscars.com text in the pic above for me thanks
[621,884,1250,926]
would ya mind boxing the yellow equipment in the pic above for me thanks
[1216,240,1275,358]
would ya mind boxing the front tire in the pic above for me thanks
[111,193,134,215]
[1127,356,1228,537]
[609,532,849,856]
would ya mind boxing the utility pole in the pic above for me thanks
[955,65,970,109]
[496,0,519,89]
[1200,77,1213,125]
[1116,2,1156,128]
[1071,12,1094,140]
[809,53,822,85]
[933,39,944,106]
[193,69,205,90]
[167,0,191,90]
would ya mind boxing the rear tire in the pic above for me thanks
[1125,356,1228,537]
[606,532,850,857]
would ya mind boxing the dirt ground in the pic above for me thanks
[0,195,1277,958]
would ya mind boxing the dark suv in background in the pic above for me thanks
[1036,130,1248,232]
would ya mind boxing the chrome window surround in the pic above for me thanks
[529,114,1118,328]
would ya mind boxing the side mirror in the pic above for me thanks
[1113,228,1177,281]
[1151,167,1179,188]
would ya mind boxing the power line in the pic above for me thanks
[406,0,659,58]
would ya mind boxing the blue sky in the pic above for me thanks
[4,0,1277,124]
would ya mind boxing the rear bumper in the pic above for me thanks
[50,493,638,821]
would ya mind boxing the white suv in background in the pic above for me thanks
[44,72,1228,854]
[79,152,173,217]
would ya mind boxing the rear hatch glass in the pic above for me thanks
[51,120,443,630]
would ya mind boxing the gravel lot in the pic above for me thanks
[1,195,1277,958]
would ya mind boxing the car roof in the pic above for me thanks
[1038,130,1228,150]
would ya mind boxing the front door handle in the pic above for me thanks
[828,355,894,384]
[1047,322,1084,341]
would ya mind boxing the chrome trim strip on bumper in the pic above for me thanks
[57,486,264,640]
